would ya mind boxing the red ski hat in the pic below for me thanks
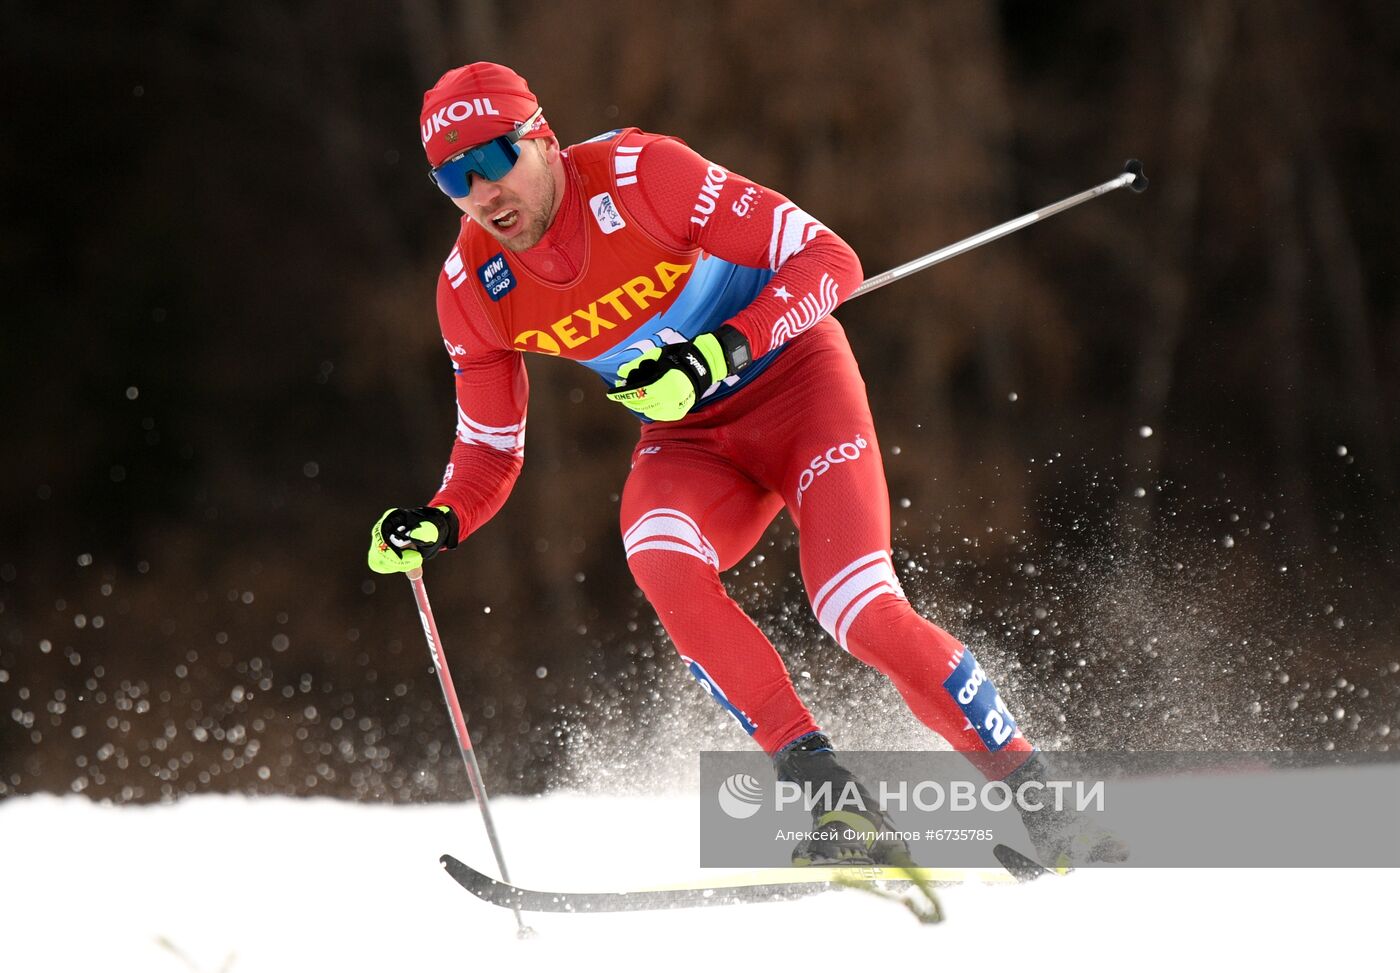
[419,62,553,167]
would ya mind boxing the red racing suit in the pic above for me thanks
[428,128,1033,769]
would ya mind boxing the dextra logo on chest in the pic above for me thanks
[511,261,693,355]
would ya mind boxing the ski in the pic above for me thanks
[441,843,1042,916]
[992,843,1054,882]
[443,855,842,913]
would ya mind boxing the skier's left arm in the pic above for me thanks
[620,135,864,361]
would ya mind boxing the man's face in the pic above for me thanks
[451,137,559,252]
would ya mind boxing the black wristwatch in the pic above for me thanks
[714,324,753,374]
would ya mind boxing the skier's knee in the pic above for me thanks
[809,550,906,651]
[622,507,720,595]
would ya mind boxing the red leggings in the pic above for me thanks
[620,323,1033,772]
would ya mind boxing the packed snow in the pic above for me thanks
[4,787,1393,972]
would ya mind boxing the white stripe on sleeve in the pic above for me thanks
[456,406,526,456]
[768,203,828,271]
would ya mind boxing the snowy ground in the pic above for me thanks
[4,792,1392,972]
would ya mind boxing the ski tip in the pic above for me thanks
[992,843,1053,883]
[440,853,483,888]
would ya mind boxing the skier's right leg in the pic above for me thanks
[620,440,821,755]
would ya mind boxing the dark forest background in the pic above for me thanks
[3,1,1398,803]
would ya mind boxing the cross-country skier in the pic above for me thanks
[368,62,1123,869]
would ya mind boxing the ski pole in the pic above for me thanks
[849,160,1148,300]
[406,566,534,938]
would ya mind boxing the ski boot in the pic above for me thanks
[1006,752,1129,870]
[774,732,912,867]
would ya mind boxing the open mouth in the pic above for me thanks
[490,209,519,230]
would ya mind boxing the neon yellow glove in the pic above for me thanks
[368,505,458,574]
[606,326,751,422]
